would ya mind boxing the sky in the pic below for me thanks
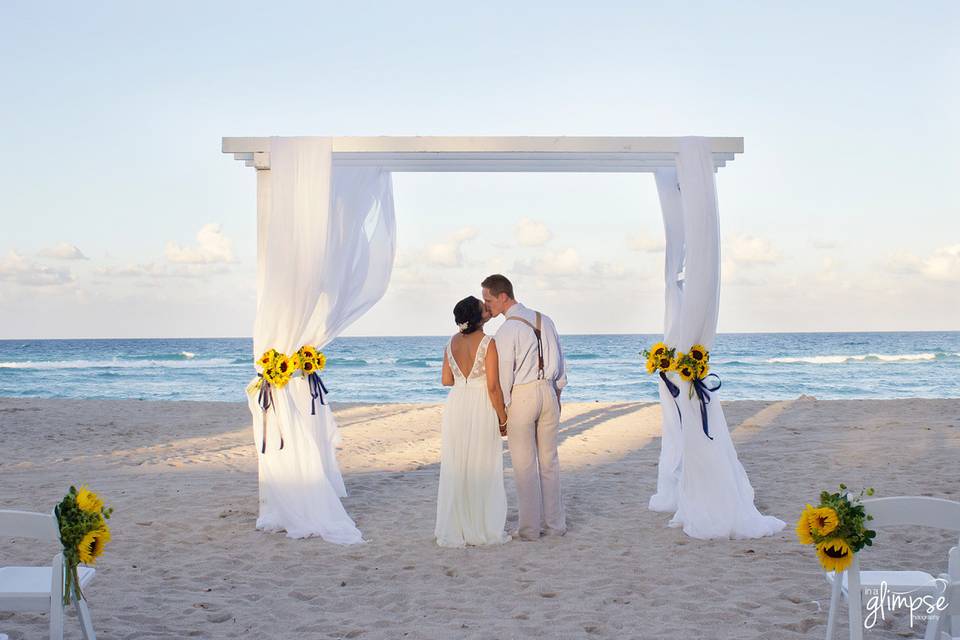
[0,1,957,338]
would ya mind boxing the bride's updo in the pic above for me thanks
[453,296,483,334]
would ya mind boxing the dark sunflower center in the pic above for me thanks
[824,546,847,558]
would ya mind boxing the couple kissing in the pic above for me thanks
[435,274,567,547]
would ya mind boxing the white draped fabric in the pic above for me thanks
[649,138,785,539]
[246,137,396,542]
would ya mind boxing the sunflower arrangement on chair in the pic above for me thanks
[796,484,876,572]
[55,486,113,604]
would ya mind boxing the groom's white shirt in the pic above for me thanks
[494,302,567,407]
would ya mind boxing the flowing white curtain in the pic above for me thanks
[650,138,785,539]
[246,137,396,542]
[648,167,684,512]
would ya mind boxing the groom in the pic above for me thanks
[481,274,567,541]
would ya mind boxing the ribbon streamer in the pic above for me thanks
[307,372,329,415]
[256,374,284,453]
[658,371,682,423]
[691,373,722,440]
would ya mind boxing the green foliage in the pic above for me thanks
[816,486,877,553]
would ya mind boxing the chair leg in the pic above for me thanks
[922,606,943,640]
[74,597,96,640]
[826,574,841,640]
[49,599,64,640]
[847,561,864,640]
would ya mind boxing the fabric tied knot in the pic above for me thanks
[307,372,328,415]
[691,373,722,440]
[257,374,284,453]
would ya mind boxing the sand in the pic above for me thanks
[1,397,958,639]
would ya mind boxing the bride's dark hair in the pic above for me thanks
[453,296,484,335]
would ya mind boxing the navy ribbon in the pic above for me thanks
[256,374,283,453]
[659,371,682,422]
[691,373,722,440]
[307,372,328,415]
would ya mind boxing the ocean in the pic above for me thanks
[0,332,958,404]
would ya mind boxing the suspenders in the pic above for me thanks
[506,311,545,380]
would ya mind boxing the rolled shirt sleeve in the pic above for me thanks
[545,316,566,392]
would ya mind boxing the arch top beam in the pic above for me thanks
[221,136,743,172]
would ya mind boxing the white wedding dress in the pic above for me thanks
[435,335,511,548]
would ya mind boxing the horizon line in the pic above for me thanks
[1,328,959,341]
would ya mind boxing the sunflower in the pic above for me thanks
[795,505,816,545]
[809,507,840,536]
[657,354,672,370]
[77,526,111,565]
[257,349,279,369]
[264,354,294,388]
[315,352,327,372]
[650,342,669,357]
[75,486,103,514]
[689,344,709,363]
[816,538,853,572]
[298,345,318,362]
[301,358,317,374]
[677,364,695,382]
[287,353,301,373]
[697,362,710,378]
[645,357,657,375]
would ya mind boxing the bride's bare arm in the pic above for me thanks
[441,348,454,386]
[485,340,508,428]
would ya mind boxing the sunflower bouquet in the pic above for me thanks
[797,484,876,573]
[642,341,676,374]
[673,344,710,383]
[250,344,330,451]
[253,345,327,390]
[55,486,113,604]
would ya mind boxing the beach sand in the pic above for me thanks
[1,397,958,639]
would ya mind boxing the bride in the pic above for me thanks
[435,295,511,547]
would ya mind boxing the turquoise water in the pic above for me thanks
[0,332,958,403]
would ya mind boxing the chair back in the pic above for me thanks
[862,497,960,532]
[0,509,58,542]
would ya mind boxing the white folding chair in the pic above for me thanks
[0,509,96,640]
[824,496,960,640]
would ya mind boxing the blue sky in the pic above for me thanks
[0,1,957,337]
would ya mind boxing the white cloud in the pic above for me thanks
[589,261,631,280]
[38,243,88,260]
[424,227,478,267]
[726,234,782,265]
[165,224,235,264]
[515,248,582,277]
[887,244,960,282]
[0,251,73,286]
[96,262,229,278]
[626,231,665,253]
[515,218,553,247]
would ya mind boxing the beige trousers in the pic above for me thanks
[506,379,565,539]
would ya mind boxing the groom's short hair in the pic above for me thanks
[481,274,514,299]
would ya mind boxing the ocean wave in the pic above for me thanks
[767,352,958,365]
[0,358,236,370]
[126,351,202,361]
[567,353,601,360]
[326,358,369,367]
[396,357,441,368]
